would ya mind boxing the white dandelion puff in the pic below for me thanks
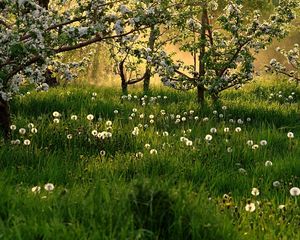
[245,203,256,212]
[44,183,55,191]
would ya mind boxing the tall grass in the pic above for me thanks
[0,78,299,239]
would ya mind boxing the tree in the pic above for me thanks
[152,0,298,103]
[111,25,177,95]
[0,0,170,139]
[109,1,176,95]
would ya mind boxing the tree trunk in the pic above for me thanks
[143,68,151,93]
[143,26,157,94]
[0,98,10,140]
[197,86,205,104]
[119,60,128,95]
[121,80,128,95]
[45,69,59,86]
[197,6,209,105]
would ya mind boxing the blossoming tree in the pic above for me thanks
[109,0,178,95]
[152,0,298,103]
[0,0,169,138]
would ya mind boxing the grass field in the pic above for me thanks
[0,77,299,239]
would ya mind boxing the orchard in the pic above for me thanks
[0,0,299,239]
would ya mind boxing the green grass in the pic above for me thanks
[0,78,299,239]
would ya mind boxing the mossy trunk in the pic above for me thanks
[0,98,10,140]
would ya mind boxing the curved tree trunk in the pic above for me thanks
[0,98,10,140]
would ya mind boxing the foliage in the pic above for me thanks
[266,44,299,84]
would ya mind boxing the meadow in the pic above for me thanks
[0,77,299,239]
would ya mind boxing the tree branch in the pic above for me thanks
[55,27,147,54]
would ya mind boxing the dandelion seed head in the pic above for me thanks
[273,181,280,187]
[237,119,243,124]
[252,144,259,150]
[290,187,300,196]
[53,118,60,124]
[31,128,38,134]
[251,188,260,196]
[287,132,294,138]
[235,127,242,132]
[87,114,94,121]
[224,127,230,133]
[100,150,106,156]
[210,128,217,134]
[44,183,55,191]
[150,149,157,155]
[10,125,17,131]
[67,134,73,139]
[163,131,169,137]
[245,203,256,212]
[205,134,213,141]
[52,111,61,118]
[260,140,267,146]
[135,152,143,158]
[19,128,26,135]
[91,130,98,136]
[106,120,112,127]
[265,160,273,167]
[31,186,41,193]
[71,115,78,120]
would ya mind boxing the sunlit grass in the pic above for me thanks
[0,78,299,239]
